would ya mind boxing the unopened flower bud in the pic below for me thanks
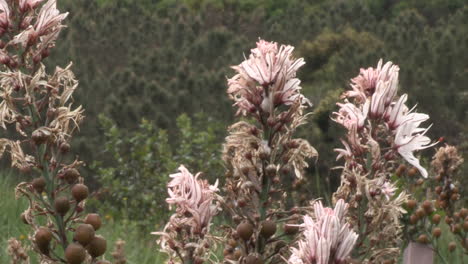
[65,243,86,264]
[267,117,276,127]
[407,167,418,177]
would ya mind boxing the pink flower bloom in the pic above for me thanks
[12,0,68,47]
[368,66,399,118]
[34,0,68,35]
[288,200,358,264]
[346,59,399,103]
[19,0,44,11]
[241,39,304,85]
[228,39,309,115]
[0,0,10,29]
[332,102,368,130]
[394,119,436,178]
[166,165,219,233]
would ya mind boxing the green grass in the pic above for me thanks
[0,173,165,264]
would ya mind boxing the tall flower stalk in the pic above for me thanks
[222,39,317,263]
[332,59,436,262]
[0,1,107,263]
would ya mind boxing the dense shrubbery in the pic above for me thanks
[91,114,224,228]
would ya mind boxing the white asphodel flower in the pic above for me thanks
[288,200,358,264]
[394,119,436,178]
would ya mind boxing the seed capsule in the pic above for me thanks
[408,167,418,177]
[85,214,102,231]
[432,227,442,238]
[406,200,417,210]
[64,168,80,184]
[448,242,457,252]
[54,196,70,216]
[35,227,52,254]
[236,222,254,241]
[260,220,276,238]
[417,234,429,244]
[74,224,95,246]
[86,235,107,258]
[32,177,46,193]
[432,214,441,225]
[422,200,433,214]
[65,243,86,264]
[71,184,89,202]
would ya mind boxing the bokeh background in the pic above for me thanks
[2,0,467,263]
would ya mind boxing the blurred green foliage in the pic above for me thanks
[90,113,224,229]
[44,0,468,197]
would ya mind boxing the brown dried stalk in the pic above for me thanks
[0,1,106,263]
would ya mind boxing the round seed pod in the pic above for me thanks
[265,165,276,177]
[35,227,52,254]
[260,220,276,238]
[236,222,254,241]
[74,224,95,246]
[417,234,429,244]
[432,214,441,225]
[59,142,71,153]
[406,200,417,210]
[245,254,263,264]
[85,214,102,231]
[416,208,425,218]
[395,164,406,177]
[432,227,442,238]
[448,242,457,252]
[32,177,46,193]
[409,214,419,225]
[54,196,70,216]
[65,243,86,264]
[87,235,107,258]
[64,169,80,184]
[408,167,418,177]
[71,184,89,202]
[460,208,468,219]
[422,200,433,214]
